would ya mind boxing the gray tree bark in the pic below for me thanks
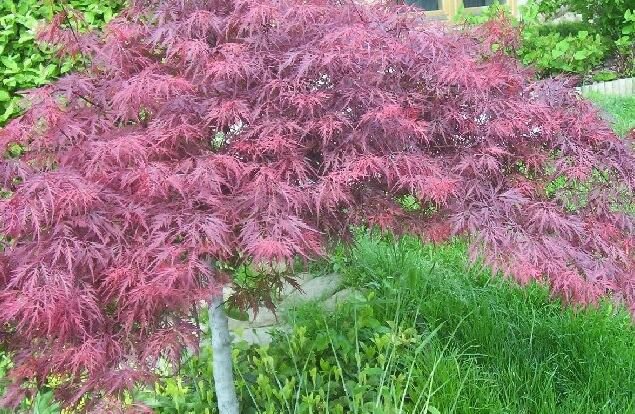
[209,294,240,414]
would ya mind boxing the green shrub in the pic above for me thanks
[518,25,608,75]
[519,3,609,75]
[0,0,124,125]
[139,304,467,414]
[614,9,635,75]
[456,2,610,76]
[537,0,632,41]
[536,0,634,75]
[457,1,635,77]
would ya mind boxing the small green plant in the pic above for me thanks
[592,70,619,82]
[30,392,61,414]
[0,0,124,124]
[396,194,421,212]
[211,131,228,150]
[138,300,469,414]
[0,349,62,414]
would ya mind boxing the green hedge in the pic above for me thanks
[457,1,634,78]
[537,0,632,41]
[0,0,124,125]
[536,0,635,75]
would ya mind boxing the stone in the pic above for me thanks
[281,273,342,308]
[225,273,344,346]
[279,272,314,297]
[232,326,273,346]
[222,285,234,301]
[321,288,366,311]
[246,307,279,327]
[227,307,277,328]
[227,317,247,331]
[230,324,291,346]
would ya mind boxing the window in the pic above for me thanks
[408,0,441,11]
[463,0,505,7]
[405,0,450,17]
[405,0,517,19]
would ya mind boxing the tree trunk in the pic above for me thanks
[209,294,240,414]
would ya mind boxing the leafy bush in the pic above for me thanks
[141,303,462,414]
[519,25,607,75]
[536,0,634,75]
[537,0,632,41]
[460,2,634,77]
[0,0,633,410]
[457,2,610,76]
[614,9,635,75]
[0,0,123,124]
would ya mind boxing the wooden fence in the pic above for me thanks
[576,78,635,96]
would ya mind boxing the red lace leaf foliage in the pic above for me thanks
[1,0,634,407]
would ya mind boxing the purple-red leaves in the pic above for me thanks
[0,0,633,410]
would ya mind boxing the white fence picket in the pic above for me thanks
[576,78,635,96]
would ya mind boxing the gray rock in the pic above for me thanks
[227,317,245,331]
[227,308,277,329]
[245,308,279,327]
[281,273,342,308]
[222,285,234,301]
[231,325,291,346]
[279,272,314,297]
[321,288,366,311]
[225,273,344,346]
[232,326,273,345]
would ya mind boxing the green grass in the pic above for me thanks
[312,231,635,413]
[585,92,635,137]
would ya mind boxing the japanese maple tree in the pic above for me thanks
[0,0,633,412]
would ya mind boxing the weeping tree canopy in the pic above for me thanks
[0,0,633,410]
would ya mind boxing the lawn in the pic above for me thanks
[586,92,635,137]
